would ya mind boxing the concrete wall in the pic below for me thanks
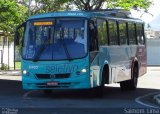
[147,38,160,66]
[0,43,14,67]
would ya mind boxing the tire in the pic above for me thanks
[120,66,138,91]
[94,83,104,98]
[94,70,106,97]
[130,66,138,90]
[120,80,130,91]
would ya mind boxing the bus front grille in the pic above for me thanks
[36,74,50,79]
[36,73,70,79]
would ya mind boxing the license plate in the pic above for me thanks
[47,82,58,86]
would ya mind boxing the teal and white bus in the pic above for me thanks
[15,10,147,96]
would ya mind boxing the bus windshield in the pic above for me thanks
[22,18,87,61]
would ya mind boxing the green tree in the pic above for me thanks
[0,0,27,38]
[69,0,152,10]
[20,0,71,15]
[0,0,27,69]
[107,0,152,10]
[34,0,70,13]
[20,0,152,15]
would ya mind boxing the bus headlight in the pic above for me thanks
[22,70,27,75]
[81,68,87,73]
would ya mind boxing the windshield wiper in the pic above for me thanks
[33,29,51,62]
[60,28,73,61]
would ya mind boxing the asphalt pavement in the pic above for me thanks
[0,67,159,114]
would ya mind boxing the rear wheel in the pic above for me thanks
[130,66,138,90]
[120,66,138,91]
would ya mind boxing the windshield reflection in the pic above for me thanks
[22,18,87,61]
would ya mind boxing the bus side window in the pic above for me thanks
[97,19,108,46]
[89,20,98,51]
[119,21,127,45]
[108,20,118,45]
[136,23,145,45]
[128,22,136,45]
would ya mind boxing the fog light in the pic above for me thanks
[23,70,27,75]
[81,69,87,73]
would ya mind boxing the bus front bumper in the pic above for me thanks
[22,75,91,90]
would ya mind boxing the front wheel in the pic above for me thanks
[120,66,138,91]
[93,84,104,97]
[93,74,105,97]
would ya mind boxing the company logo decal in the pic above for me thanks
[46,64,78,73]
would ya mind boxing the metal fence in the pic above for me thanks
[0,50,2,67]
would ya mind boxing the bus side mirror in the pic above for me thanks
[15,22,26,46]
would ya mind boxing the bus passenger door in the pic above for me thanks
[89,20,100,87]
[89,20,98,52]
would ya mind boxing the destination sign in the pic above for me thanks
[33,22,53,26]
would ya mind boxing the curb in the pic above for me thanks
[0,71,21,76]
[154,94,160,106]
[147,67,160,71]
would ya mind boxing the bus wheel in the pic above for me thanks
[43,90,52,95]
[94,84,104,97]
[130,66,138,90]
[120,66,138,91]
[94,72,105,97]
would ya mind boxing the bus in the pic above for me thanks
[15,10,147,96]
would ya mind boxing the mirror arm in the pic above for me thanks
[14,22,26,45]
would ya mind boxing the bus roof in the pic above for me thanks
[28,11,101,20]
[28,10,143,23]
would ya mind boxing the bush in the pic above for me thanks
[1,63,8,70]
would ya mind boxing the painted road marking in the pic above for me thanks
[23,90,36,100]
[135,92,160,108]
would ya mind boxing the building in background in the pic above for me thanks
[145,28,160,39]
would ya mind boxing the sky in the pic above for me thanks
[131,0,160,30]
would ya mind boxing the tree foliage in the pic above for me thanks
[69,0,152,10]
[0,0,27,38]
[19,0,152,16]
[0,0,153,37]
[71,0,105,10]
[19,0,71,15]
[106,0,152,10]
[0,0,27,67]
[33,0,70,13]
